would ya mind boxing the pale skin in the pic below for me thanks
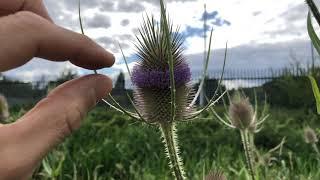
[0,0,115,179]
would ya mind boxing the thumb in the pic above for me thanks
[0,74,112,179]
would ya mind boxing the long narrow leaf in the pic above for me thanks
[189,28,214,107]
[308,75,320,114]
[78,0,98,74]
[119,43,132,79]
[307,11,320,56]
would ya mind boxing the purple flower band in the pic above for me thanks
[132,63,191,89]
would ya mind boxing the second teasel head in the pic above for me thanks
[131,15,193,123]
[304,127,318,144]
[228,92,254,130]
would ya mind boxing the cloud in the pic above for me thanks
[201,10,231,26]
[200,11,218,21]
[186,39,314,78]
[143,0,197,6]
[3,59,78,82]
[87,14,111,28]
[263,3,307,38]
[96,34,134,53]
[98,0,145,12]
[181,9,230,38]
[121,19,130,26]
[252,11,262,16]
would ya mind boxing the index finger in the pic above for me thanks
[0,11,115,72]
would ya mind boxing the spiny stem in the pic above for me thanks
[78,0,98,75]
[160,122,185,180]
[240,130,256,180]
[159,0,176,123]
[312,143,320,158]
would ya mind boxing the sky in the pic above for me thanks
[2,0,318,83]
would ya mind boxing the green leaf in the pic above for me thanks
[307,11,320,56]
[308,75,320,114]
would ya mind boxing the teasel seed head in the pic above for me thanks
[0,94,9,122]
[229,92,254,130]
[131,14,194,123]
[304,127,318,144]
[205,170,227,180]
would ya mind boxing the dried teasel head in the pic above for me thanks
[205,170,227,180]
[228,92,254,130]
[304,127,318,144]
[131,15,194,123]
[0,94,9,122]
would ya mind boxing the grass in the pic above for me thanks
[13,105,318,179]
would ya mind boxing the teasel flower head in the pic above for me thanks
[131,14,193,123]
[0,94,9,122]
[304,127,318,144]
[228,92,255,130]
[205,170,227,180]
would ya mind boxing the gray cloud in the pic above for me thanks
[252,11,261,16]
[98,0,145,13]
[121,19,130,26]
[3,59,73,82]
[97,34,134,53]
[43,0,82,31]
[87,14,111,28]
[116,1,145,12]
[186,40,314,78]
[264,3,307,37]
[143,0,197,6]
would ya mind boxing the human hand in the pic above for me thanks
[0,0,115,179]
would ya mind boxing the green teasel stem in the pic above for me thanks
[160,122,185,180]
[160,0,176,123]
[240,130,256,180]
[78,0,98,75]
[312,143,320,158]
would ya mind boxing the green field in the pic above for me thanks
[11,105,317,180]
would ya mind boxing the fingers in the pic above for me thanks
[0,11,115,72]
[0,0,52,21]
[0,74,112,179]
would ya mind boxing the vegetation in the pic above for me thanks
[18,105,318,179]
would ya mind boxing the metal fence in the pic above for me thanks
[0,67,311,105]
[193,67,310,89]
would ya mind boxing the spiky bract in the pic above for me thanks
[0,94,9,122]
[135,15,184,70]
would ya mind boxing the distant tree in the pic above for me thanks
[114,71,125,90]
[55,68,78,84]
[48,68,78,88]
